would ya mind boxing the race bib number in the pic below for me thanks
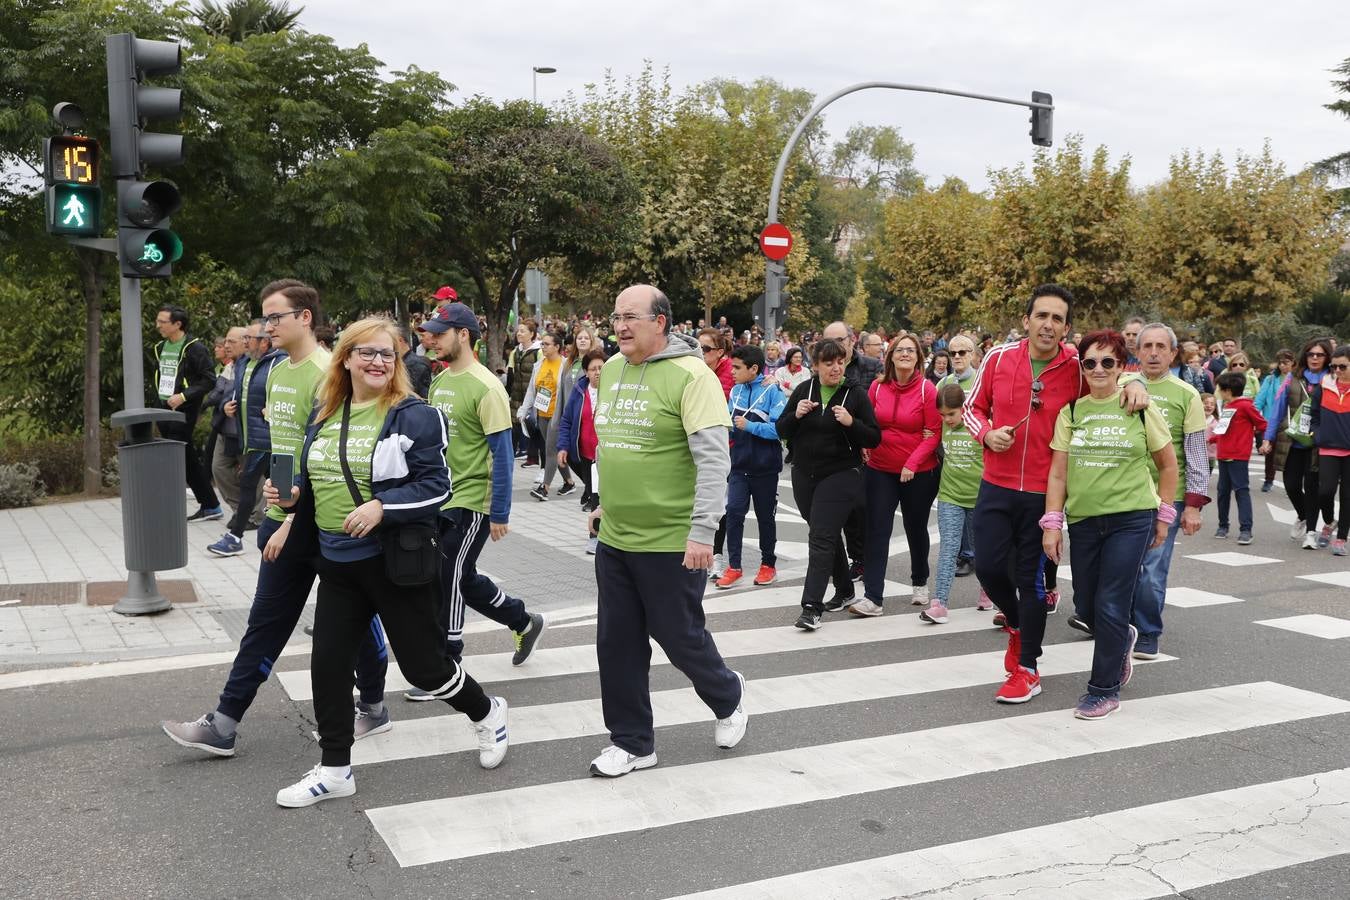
[1299,407,1312,434]
[533,386,553,412]
[158,363,178,400]
[1214,408,1234,436]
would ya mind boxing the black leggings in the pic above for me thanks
[1318,454,1350,540]
[792,467,860,612]
[1285,446,1335,529]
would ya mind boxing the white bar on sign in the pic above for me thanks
[762,236,790,246]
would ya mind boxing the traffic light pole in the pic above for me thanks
[761,81,1054,337]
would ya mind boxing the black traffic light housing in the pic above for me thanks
[106,33,185,278]
[1030,91,1053,147]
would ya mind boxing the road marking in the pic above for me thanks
[277,606,1002,701]
[1185,551,1280,566]
[1165,587,1244,608]
[1297,571,1350,589]
[1255,614,1350,640]
[364,682,1350,866]
[0,641,313,691]
[671,767,1350,899]
[703,581,909,610]
[1266,501,1297,524]
[350,642,1172,765]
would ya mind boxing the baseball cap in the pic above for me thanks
[433,285,458,302]
[418,302,480,336]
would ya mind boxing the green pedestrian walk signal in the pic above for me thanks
[43,134,104,237]
[48,184,102,236]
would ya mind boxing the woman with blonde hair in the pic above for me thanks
[267,317,508,808]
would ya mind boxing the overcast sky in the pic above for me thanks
[302,0,1346,191]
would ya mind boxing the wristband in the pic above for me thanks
[1156,503,1178,525]
[1038,511,1065,531]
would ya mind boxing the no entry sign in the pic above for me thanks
[759,223,793,261]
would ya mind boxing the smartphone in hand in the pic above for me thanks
[269,453,295,500]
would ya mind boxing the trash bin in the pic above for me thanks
[112,408,187,572]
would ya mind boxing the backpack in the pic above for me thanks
[1285,380,1315,448]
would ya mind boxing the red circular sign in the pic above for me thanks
[759,223,793,261]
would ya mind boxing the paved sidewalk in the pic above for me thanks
[0,473,600,665]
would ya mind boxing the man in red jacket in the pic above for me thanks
[963,285,1149,704]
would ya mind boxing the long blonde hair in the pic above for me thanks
[314,317,413,423]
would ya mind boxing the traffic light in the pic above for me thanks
[106,33,184,278]
[1030,91,1053,147]
[44,134,102,237]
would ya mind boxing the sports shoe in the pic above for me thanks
[557,481,577,496]
[276,764,355,808]
[714,672,748,749]
[1133,633,1160,660]
[1214,526,1229,539]
[1319,522,1336,549]
[206,532,244,557]
[919,602,949,624]
[794,611,821,631]
[586,537,598,555]
[849,560,865,582]
[302,624,314,637]
[1002,625,1021,674]
[1291,518,1306,541]
[976,590,994,611]
[161,713,236,757]
[520,459,537,468]
[910,584,929,607]
[995,666,1041,704]
[1261,480,1273,493]
[1044,589,1060,614]
[715,568,744,590]
[822,592,857,612]
[709,554,727,580]
[403,687,436,702]
[1303,531,1319,550]
[1074,694,1120,720]
[512,613,547,666]
[992,610,1007,627]
[473,697,509,769]
[1237,530,1253,545]
[955,559,974,578]
[529,485,548,502]
[187,505,224,522]
[1334,539,1348,557]
[753,564,777,586]
[1120,624,1138,687]
[589,744,658,778]
[1067,615,1094,637]
[353,703,392,740]
[848,598,883,617]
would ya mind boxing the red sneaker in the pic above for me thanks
[1002,625,1021,674]
[715,568,743,590]
[1044,589,1061,614]
[752,564,777,586]
[995,666,1041,704]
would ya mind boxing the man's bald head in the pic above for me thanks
[615,284,672,334]
[822,321,854,361]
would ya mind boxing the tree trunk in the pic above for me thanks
[703,270,714,327]
[76,248,105,495]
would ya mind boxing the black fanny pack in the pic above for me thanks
[339,398,439,586]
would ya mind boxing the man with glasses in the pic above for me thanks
[154,305,223,521]
[861,333,885,360]
[937,334,981,577]
[584,285,745,778]
[207,326,248,526]
[964,285,1149,704]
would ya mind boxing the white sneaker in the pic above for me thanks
[709,554,726,580]
[1291,519,1306,541]
[589,744,658,778]
[275,764,355,808]
[1302,531,1319,550]
[714,672,748,749]
[473,697,509,769]
[847,598,884,617]
[910,584,930,607]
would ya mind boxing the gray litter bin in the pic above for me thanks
[111,408,187,614]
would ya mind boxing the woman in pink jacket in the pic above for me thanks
[851,332,941,616]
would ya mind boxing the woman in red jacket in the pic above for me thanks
[698,328,735,399]
[852,332,942,616]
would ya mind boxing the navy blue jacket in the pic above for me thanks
[728,375,787,474]
[233,347,286,453]
[554,375,594,467]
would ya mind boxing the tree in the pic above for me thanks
[1131,144,1345,339]
[1313,56,1350,184]
[193,0,302,41]
[818,123,922,246]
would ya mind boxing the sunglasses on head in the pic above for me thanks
[1081,357,1118,371]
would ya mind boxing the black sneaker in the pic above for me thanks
[794,612,822,631]
[529,486,548,502]
[557,482,577,496]
[520,459,538,469]
[1237,530,1253,545]
[1067,615,1094,637]
[1261,481,1273,493]
[822,593,857,612]
[187,505,224,522]
[954,559,974,578]
[512,613,547,666]
[849,561,865,582]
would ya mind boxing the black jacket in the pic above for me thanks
[845,353,882,389]
[776,377,881,481]
[154,334,216,415]
[403,349,432,399]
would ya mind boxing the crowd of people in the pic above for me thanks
[155,277,1349,804]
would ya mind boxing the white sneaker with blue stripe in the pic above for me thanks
[473,697,509,769]
[275,765,355,808]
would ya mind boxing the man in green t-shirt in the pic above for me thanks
[408,303,545,690]
[584,284,746,779]
[153,304,221,520]
[1127,323,1211,658]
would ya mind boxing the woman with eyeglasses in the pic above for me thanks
[1043,330,1177,720]
[520,330,577,501]
[266,317,508,808]
[1312,346,1350,556]
[1255,350,1295,492]
[925,349,951,385]
[1221,351,1259,399]
[698,328,736,577]
[775,346,811,394]
[1262,337,1337,548]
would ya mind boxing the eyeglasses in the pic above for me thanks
[1030,378,1044,410]
[1332,363,1349,371]
[609,313,658,326]
[1081,357,1118,371]
[352,347,397,363]
[952,349,970,357]
[1307,351,1327,358]
[893,347,917,356]
[700,345,717,354]
[262,309,304,327]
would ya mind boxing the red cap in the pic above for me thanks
[433,286,458,302]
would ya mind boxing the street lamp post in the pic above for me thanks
[532,66,557,103]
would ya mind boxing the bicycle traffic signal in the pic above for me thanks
[106,33,184,278]
[44,133,102,237]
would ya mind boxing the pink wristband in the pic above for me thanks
[1038,511,1065,531]
[1156,503,1178,525]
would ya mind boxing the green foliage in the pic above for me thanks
[1313,56,1350,181]
[193,0,303,41]
[0,462,46,509]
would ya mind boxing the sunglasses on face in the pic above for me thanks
[1308,352,1326,358]
[1081,357,1118,371]
[952,349,970,356]
[1332,363,1349,371]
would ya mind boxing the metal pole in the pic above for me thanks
[533,69,537,104]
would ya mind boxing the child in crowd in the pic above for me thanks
[920,384,992,624]
[1202,393,1218,473]
[1210,373,1268,544]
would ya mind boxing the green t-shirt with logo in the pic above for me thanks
[1050,390,1172,524]
[938,421,983,507]
[428,361,513,515]
[306,399,383,533]
[594,353,732,552]
[1139,373,1206,501]
[156,337,186,400]
[264,348,331,522]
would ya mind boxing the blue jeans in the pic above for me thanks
[1068,509,1154,699]
[934,501,972,604]
[725,471,778,569]
[1216,459,1253,530]
[1131,501,1183,645]
[959,505,975,564]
